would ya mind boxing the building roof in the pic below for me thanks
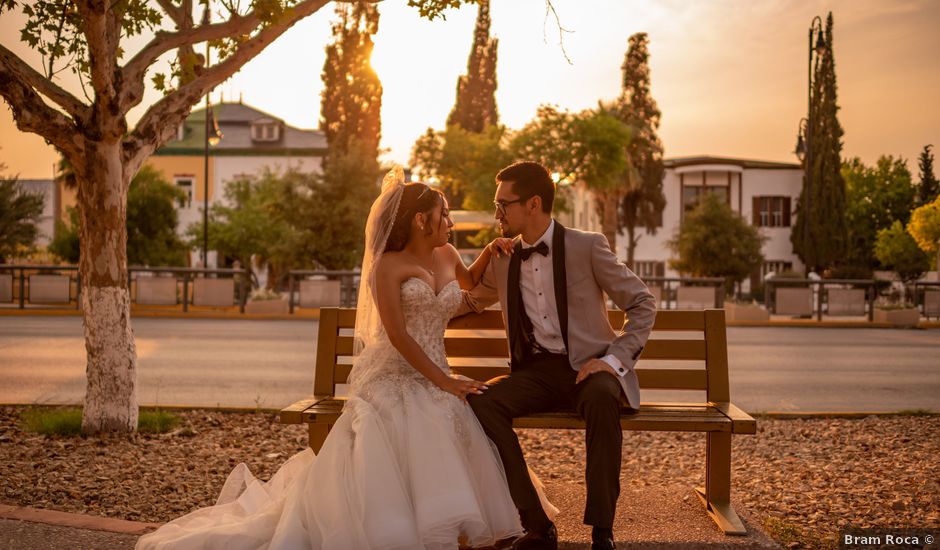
[154,101,327,156]
[664,155,801,170]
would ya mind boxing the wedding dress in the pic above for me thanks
[136,277,536,550]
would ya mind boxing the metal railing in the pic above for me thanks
[764,278,878,321]
[129,267,250,313]
[0,264,81,309]
[1,264,250,313]
[287,270,359,313]
[912,281,940,319]
[639,277,726,310]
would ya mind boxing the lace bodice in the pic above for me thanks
[347,277,462,391]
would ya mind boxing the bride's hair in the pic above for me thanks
[383,182,445,252]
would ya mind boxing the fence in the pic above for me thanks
[5,264,934,322]
[912,281,940,320]
[764,278,878,321]
[287,270,359,313]
[0,265,250,313]
[640,277,726,310]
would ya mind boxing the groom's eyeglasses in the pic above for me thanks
[494,197,527,217]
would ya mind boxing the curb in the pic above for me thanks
[752,411,938,419]
[0,403,282,415]
[0,308,321,320]
[0,503,160,535]
[2,308,937,327]
[2,403,934,419]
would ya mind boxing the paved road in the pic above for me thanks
[1,317,937,412]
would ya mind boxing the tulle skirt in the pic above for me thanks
[136,377,536,549]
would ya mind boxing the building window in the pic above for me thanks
[681,185,728,215]
[633,261,665,279]
[251,121,280,142]
[752,196,791,227]
[762,261,793,280]
[679,171,731,224]
[175,177,193,208]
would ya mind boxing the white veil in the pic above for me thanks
[353,166,406,357]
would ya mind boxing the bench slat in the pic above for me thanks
[279,395,336,424]
[333,336,706,361]
[298,400,733,433]
[712,401,758,434]
[641,340,706,360]
[637,369,708,390]
[336,309,358,328]
[333,308,708,332]
[513,414,732,432]
[331,364,708,390]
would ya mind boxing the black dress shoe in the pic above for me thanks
[590,537,616,550]
[510,523,557,550]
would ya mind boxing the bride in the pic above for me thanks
[137,168,553,549]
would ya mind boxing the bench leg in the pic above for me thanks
[308,423,331,453]
[694,432,747,535]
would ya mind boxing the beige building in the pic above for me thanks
[557,155,804,292]
[146,101,326,267]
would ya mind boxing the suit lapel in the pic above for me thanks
[552,221,569,353]
[507,239,524,369]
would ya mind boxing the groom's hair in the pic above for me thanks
[496,161,555,213]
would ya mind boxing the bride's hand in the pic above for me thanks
[439,376,489,403]
[487,237,514,258]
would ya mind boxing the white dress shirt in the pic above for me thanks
[520,221,628,378]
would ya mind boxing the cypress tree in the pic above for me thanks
[447,0,499,134]
[917,144,938,206]
[314,1,383,269]
[320,1,382,165]
[614,32,666,268]
[791,12,847,274]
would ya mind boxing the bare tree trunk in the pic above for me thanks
[625,224,637,270]
[596,191,620,254]
[76,139,138,434]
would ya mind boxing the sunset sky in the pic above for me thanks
[1,0,938,179]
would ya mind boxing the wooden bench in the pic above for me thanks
[280,308,757,535]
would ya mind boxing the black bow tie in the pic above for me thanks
[519,241,549,261]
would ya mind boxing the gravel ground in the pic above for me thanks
[1,407,938,548]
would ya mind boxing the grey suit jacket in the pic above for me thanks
[455,222,657,408]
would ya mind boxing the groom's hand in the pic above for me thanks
[575,359,618,384]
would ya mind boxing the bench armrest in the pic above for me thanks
[280,395,335,424]
[711,401,757,434]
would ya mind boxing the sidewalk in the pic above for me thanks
[0,485,781,550]
[0,504,155,550]
[1,306,938,328]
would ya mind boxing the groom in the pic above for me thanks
[458,161,657,550]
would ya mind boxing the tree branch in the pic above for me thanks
[119,0,197,111]
[123,0,331,175]
[0,44,89,124]
[155,0,183,23]
[0,62,82,159]
[77,1,119,103]
[120,11,262,111]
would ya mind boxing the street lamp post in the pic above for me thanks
[794,15,826,274]
[202,102,221,267]
[201,8,222,268]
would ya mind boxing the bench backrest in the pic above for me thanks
[315,308,731,404]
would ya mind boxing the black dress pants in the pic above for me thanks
[468,354,624,529]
